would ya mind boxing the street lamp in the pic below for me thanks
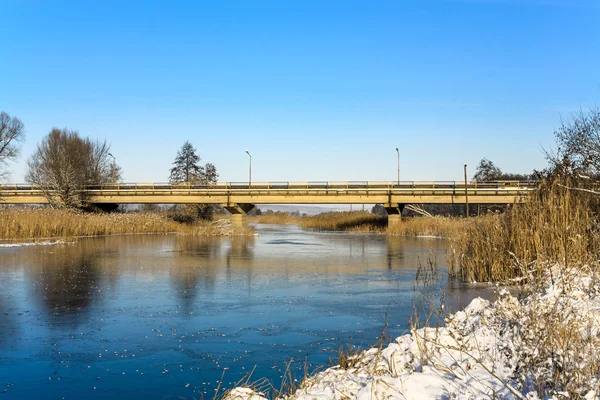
[464,164,469,218]
[395,147,400,185]
[108,152,116,183]
[245,150,252,186]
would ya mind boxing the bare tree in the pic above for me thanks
[0,112,25,181]
[548,107,600,178]
[26,128,121,208]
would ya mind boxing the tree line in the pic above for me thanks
[0,113,219,219]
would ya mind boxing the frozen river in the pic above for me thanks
[0,224,494,399]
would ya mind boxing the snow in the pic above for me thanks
[225,266,600,399]
[226,388,269,400]
[0,240,72,248]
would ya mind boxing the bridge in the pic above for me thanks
[0,180,537,227]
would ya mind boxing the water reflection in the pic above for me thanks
[171,237,230,313]
[0,295,18,349]
[385,235,447,270]
[0,225,492,400]
[26,244,108,329]
[227,235,255,262]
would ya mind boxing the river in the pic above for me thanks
[0,224,496,399]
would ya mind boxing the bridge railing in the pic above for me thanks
[0,180,540,193]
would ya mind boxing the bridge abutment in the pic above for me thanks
[223,203,255,228]
[385,203,405,230]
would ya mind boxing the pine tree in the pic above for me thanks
[168,142,220,220]
[202,162,219,184]
[169,141,203,182]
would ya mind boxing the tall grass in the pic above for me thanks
[300,211,386,231]
[386,216,467,238]
[0,207,252,240]
[248,212,302,225]
[252,211,466,238]
[450,179,600,283]
[249,211,384,230]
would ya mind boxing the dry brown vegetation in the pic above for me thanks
[300,211,386,231]
[248,212,302,225]
[449,178,600,283]
[251,211,383,230]
[386,215,467,238]
[251,210,466,238]
[0,207,252,240]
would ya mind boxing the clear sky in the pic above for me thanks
[1,0,599,183]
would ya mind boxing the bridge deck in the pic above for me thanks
[0,181,536,205]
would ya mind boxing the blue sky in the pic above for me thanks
[1,0,599,183]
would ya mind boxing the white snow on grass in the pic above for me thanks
[225,266,600,399]
[0,240,72,248]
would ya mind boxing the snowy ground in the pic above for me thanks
[225,266,600,399]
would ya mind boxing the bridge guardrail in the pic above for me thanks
[0,180,540,194]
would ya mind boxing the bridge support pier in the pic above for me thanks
[385,203,405,230]
[223,203,255,228]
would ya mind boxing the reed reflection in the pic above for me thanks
[169,237,221,312]
[385,236,447,271]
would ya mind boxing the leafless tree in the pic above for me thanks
[26,128,121,208]
[547,107,600,178]
[0,112,25,181]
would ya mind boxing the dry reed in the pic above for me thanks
[300,211,386,231]
[0,207,252,240]
[252,211,466,238]
[449,178,600,283]
[386,216,467,238]
[248,212,302,225]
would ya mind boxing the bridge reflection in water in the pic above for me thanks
[0,226,501,398]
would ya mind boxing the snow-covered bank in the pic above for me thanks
[227,267,600,399]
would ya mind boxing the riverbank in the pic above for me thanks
[227,265,600,399]
[249,212,467,238]
[0,207,252,239]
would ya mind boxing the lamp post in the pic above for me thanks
[464,164,469,218]
[245,150,252,186]
[108,153,116,183]
[395,147,400,185]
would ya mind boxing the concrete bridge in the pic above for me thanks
[0,180,537,227]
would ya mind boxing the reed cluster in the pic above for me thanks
[248,212,302,225]
[300,211,386,231]
[0,207,252,240]
[449,179,600,283]
[386,216,467,238]
[251,210,466,238]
